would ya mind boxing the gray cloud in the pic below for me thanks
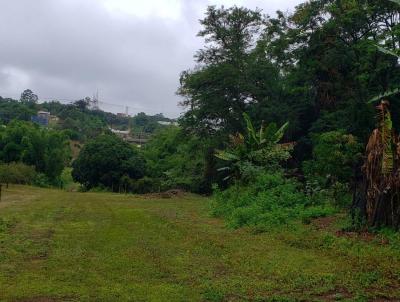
[0,0,302,117]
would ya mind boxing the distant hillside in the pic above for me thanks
[0,95,176,142]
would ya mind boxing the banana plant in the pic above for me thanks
[354,0,400,228]
[215,113,291,182]
[368,40,399,174]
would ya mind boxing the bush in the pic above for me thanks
[33,173,52,188]
[143,126,212,193]
[131,177,161,194]
[0,162,37,185]
[211,171,333,230]
[303,131,362,186]
[0,120,70,180]
[60,167,79,191]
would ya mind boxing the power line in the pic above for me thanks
[38,96,181,116]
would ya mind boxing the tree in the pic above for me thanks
[74,98,90,111]
[20,89,38,104]
[178,6,264,137]
[0,120,70,181]
[143,126,215,193]
[72,134,145,191]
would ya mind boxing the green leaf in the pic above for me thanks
[262,123,278,144]
[368,88,400,103]
[217,166,231,172]
[376,45,399,58]
[390,0,400,6]
[215,150,239,161]
[272,122,289,144]
[243,112,257,144]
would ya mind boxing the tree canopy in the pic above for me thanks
[72,134,146,190]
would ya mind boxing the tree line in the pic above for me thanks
[1,0,399,230]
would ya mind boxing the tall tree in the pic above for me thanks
[72,134,145,190]
[178,6,264,136]
[20,89,38,104]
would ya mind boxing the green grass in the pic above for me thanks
[0,186,399,301]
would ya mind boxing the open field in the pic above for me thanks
[0,186,399,302]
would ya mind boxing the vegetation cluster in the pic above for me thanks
[2,0,400,232]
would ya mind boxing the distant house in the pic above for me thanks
[110,128,131,140]
[109,127,149,145]
[31,111,50,126]
[110,128,130,135]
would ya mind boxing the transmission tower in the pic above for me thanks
[91,90,100,110]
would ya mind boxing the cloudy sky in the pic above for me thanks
[0,0,302,117]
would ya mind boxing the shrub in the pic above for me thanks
[211,171,332,230]
[0,162,37,185]
[131,177,161,194]
[0,120,70,180]
[33,173,52,188]
[143,126,212,193]
[303,130,362,186]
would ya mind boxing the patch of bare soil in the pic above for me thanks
[312,216,337,230]
[335,230,389,245]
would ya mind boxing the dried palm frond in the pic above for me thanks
[377,101,394,175]
[355,101,400,229]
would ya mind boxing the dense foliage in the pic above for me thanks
[1,0,400,231]
[177,0,400,230]
[303,131,363,186]
[212,171,335,230]
[0,121,70,181]
[0,162,37,185]
[72,134,146,191]
[143,126,215,193]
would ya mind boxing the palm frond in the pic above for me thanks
[243,112,257,144]
[229,133,244,146]
[376,45,399,58]
[390,0,400,6]
[272,122,289,144]
[375,101,394,175]
[215,150,240,162]
[369,88,400,104]
[259,121,264,144]
[262,122,278,144]
[217,166,231,172]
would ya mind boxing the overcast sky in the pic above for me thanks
[0,0,302,117]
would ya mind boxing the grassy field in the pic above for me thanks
[0,186,399,302]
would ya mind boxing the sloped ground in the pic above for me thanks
[0,186,399,302]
